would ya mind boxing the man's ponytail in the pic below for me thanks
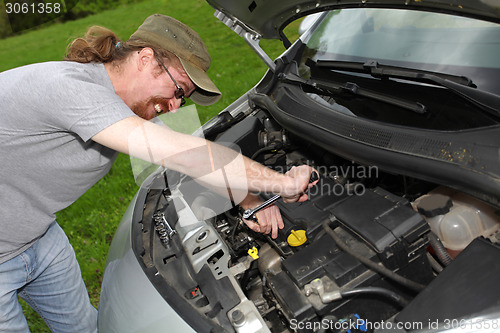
[64,26,122,63]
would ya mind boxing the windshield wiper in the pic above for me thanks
[314,59,475,87]
[281,61,427,114]
[313,59,500,118]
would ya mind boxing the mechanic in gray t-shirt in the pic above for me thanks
[0,14,316,332]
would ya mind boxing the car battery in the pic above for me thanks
[274,187,432,325]
[330,187,430,270]
[281,187,431,285]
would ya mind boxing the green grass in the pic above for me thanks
[0,0,301,331]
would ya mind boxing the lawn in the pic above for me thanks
[0,0,301,331]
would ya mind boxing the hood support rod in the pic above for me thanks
[214,10,276,72]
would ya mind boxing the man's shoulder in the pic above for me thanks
[42,61,107,83]
[4,61,107,85]
[34,62,116,97]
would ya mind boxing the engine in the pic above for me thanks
[202,113,500,332]
[141,112,500,333]
[203,125,429,331]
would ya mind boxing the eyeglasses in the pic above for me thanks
[160,63,185,107]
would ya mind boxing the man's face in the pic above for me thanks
[130,53,196,120]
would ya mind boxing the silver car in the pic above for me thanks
[99,1,500,332]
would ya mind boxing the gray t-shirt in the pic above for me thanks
[0,61,135,263]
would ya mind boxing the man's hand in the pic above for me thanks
[281,165,319,203]
[240,194,284,239]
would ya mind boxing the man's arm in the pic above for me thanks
[92,116,315,201]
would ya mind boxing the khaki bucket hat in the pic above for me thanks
[130,14,221,106]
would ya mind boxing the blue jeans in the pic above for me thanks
[0,222,97,332]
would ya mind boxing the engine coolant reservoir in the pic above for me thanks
[414,188,500,254]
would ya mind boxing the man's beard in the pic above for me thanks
[131,96,169,120]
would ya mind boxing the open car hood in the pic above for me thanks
[206,0,500,39]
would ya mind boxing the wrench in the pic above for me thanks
[242,194,282,221]
[242,171,319,221]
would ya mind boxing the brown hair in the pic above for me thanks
[64,25,180,69]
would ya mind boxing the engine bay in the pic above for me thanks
[135,109,500,333]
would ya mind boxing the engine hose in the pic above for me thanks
[224,211,240,243]
[426,252,444,273]
[250,141,282,160]
[428,232,453,266]
[322,220,426,293]
[340,287,409,308]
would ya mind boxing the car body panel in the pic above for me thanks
[99,249,195,333]
[206,0,500,39]
[98,194,195,333]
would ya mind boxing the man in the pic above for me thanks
[0,14,315,332]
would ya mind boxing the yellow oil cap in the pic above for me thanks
[248,246,259,259]
[287,230,307,247]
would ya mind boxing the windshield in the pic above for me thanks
[300,8,500,95]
